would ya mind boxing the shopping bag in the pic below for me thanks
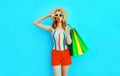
[67,26,89,56]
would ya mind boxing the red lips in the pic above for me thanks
[57,17,60,20]
[58,18,60,20]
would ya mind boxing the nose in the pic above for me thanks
[56,17,60,20]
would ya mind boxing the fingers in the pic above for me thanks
[49,12,55,18]
[66,25,71,30]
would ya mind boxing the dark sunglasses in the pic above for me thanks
[55,14,64,17]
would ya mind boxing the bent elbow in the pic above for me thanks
[67,40,72,45]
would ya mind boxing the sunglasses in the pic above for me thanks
[55,14,64,17]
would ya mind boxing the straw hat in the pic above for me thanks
[51,7,68,20]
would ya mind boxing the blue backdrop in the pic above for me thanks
[0,0,120,76]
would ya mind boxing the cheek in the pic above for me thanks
[60,17,63,20]
[55,18,58,20]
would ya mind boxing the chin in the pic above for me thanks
[56,20,61,22]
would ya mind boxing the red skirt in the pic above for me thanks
[51,48,72,66]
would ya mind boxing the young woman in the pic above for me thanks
[33,8,72,76]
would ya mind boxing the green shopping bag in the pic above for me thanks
[67,25,89,56]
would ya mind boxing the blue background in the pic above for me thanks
[0,0,120,76]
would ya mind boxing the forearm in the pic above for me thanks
[33,14,52,31]
[34,14,50,24]
[66,32,72,45]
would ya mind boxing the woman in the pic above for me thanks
[33,7,72,76]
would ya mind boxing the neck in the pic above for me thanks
[57,21,62,28]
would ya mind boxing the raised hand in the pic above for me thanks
[49,12,56,19]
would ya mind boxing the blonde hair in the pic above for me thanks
[51,8,67,30]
